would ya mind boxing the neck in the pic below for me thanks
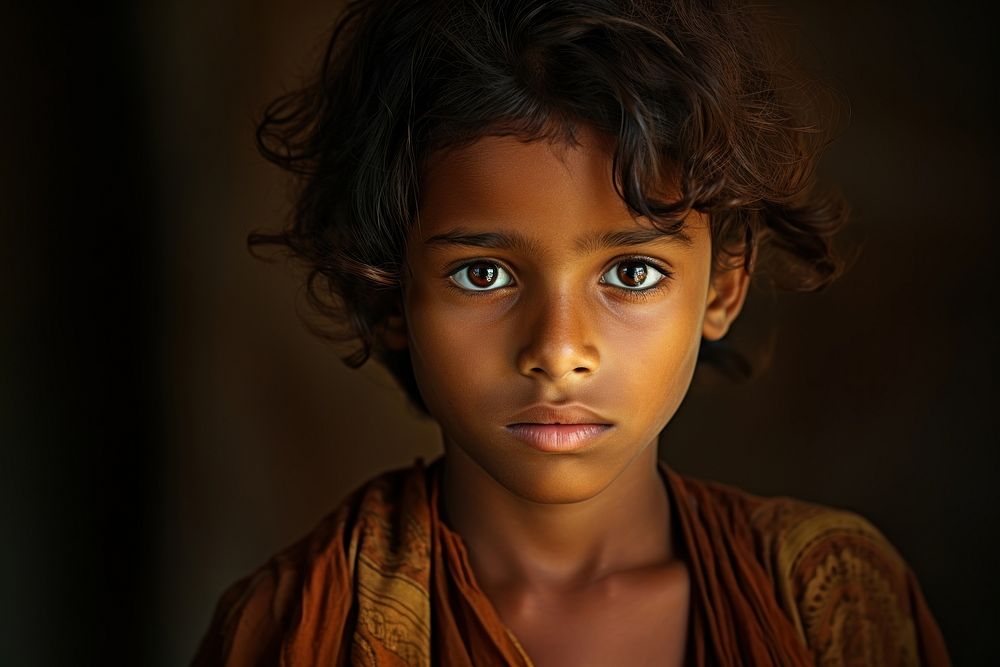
[440,441,673,594]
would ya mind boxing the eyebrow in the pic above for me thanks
[424,226,692,253]
[424,229,539,254]
[579,227,693,253]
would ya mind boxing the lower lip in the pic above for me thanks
[504,424,613,452]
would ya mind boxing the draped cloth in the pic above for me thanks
[192,456,951,666]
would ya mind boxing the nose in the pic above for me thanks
[515,289,601,383]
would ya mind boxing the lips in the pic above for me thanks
[505,405,614,452]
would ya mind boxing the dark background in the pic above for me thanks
[3,1,995,665]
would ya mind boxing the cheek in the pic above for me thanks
[600,288,705,414]
[402,284,510,409]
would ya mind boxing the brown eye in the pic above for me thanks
[617,261,648,287]
[450,261,513,291]
[468,262,497,287]
[601,259,668,291]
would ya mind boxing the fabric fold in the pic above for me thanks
[192,456,951,667]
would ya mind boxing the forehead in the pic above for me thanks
[415,129,706,247]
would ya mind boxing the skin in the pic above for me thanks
[384,126,749,665]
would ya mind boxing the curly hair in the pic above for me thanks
[251,0,849,415]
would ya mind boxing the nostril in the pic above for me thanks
[531,366,590,375]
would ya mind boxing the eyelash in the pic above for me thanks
[444,256,674,301]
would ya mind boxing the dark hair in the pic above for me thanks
[251,0,849,415]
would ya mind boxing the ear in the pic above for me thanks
[702,263,751,341]
[374,296,409,351]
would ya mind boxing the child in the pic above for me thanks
[193,0,950,665]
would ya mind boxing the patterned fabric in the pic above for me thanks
[192,457,951,666]
[748,496,947,666]
[672,473,951,667]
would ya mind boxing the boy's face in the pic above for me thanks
[399,127,747,504]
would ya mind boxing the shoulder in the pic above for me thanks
[674,473,950,666]
[191,460,431,667]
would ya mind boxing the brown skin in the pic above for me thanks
[385,127,749,666]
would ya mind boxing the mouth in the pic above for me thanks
[505,423,613,452]
[504,405,614,452]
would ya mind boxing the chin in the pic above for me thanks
[480,451,621,505]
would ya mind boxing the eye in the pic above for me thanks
[601,259,668,290]
[449,261,514,291]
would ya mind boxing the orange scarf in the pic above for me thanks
[193,456,950,666]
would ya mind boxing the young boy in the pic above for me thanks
[193,1,950,665]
